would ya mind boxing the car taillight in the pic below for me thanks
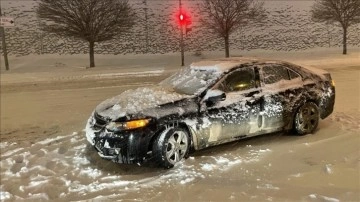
[323,73,335,87]
[331,79,335,87]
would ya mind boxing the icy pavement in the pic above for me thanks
[1,111,359,201]
[0,130,274,201]
[1,65,359,201]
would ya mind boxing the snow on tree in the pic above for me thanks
[199,0,266,58]
[37,0,136,67]
[311,0,360,55]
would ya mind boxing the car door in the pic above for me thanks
[201,66,263,146]
[259,64,304,133]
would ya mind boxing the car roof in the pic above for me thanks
[190,57,328,80]
[190,57,281,73]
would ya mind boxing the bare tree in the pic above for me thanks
[200,0,265,57]
[37,0,136,67]
[311,0,360,54]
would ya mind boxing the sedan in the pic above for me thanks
[85,57,335,168]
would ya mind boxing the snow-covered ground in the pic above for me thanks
[0,48,359,201]
[0,131,275,201]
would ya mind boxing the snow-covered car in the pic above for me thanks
[85,57,335,168]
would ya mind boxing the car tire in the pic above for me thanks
[152,127,190,168]
[294,102,320,135]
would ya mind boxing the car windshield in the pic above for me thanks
[160,67,221,95]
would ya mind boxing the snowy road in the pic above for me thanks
[1,67,359,201]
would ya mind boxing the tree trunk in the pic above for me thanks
[342,26,347,55]
[1,27,9,71]
[224,35,230,58]
[0,4,10,71]
[89,41,95,67]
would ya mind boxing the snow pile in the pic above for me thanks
[161,67,221,95]
[93,66,224,120]
[256,184,280,190]
[83,70,164,79]
[324,164,333,174]
[95,86,188,120]
[0,192,11,200]
[198,149,272,173]
[308,194,339,202]
[200,156,243,171]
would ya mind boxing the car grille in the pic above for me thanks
[94,137,130,163]
[93,112,109,130]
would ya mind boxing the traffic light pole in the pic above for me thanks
[179,0,184,66]
[180,25,184,66]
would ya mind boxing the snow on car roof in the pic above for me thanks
[190,57,278,72]
[190,57,327,78]
[190,57,328,79]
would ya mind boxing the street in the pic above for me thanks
[1,64,359,201]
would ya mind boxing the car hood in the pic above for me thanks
[95,86,190,120]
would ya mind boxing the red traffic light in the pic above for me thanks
[179,14,184,21]
[177,11,191,26]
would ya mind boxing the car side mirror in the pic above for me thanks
[204,89,226,106]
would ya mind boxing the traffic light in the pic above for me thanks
[179,14,184,22]
[178,11,191,27]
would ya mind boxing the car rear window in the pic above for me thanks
[263,65,290,84]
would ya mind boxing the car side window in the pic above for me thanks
[263,65,290,84]
[217,67,256,92]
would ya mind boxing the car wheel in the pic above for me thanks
[153,127,190,168]
[294,102,320,135]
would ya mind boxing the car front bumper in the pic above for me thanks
[85,115,157,165]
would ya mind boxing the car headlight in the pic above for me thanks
[106,119,151,131]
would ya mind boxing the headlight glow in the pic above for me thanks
[106,119,151,131]
[124,119,150,130]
